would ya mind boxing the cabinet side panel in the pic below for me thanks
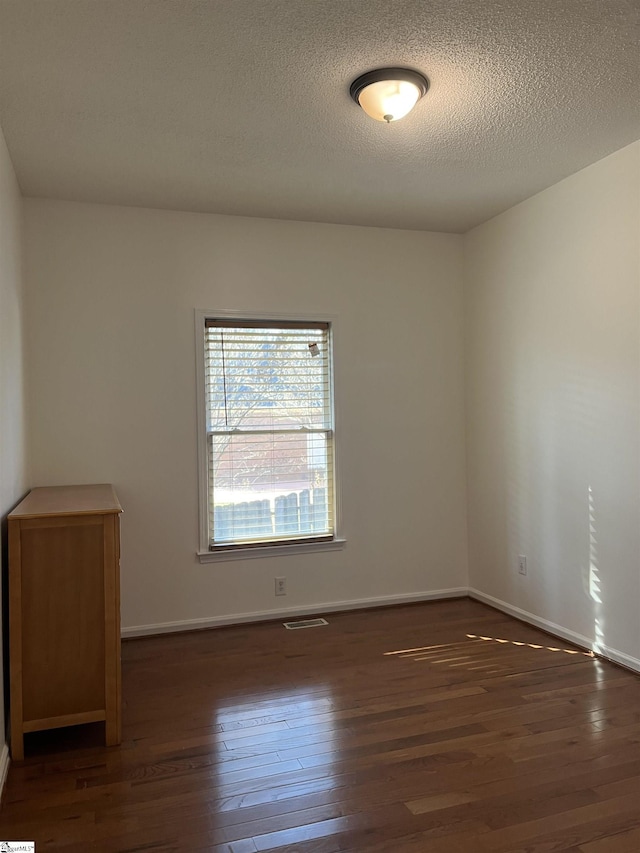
[9,518,24,760]
[21,520,106,720]
[104,513,121,745]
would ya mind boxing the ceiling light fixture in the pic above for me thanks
[350,67,429,124]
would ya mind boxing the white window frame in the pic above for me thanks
[195,309,344,562]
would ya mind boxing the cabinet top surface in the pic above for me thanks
[9,484,122,519]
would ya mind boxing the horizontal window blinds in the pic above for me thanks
[205,321,334,547]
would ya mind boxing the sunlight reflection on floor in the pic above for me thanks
[383,631,594,676]
[213,685,337,796]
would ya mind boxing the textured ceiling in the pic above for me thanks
[0,0,638,233]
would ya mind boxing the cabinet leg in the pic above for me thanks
[105,715,120,747]
[11,728,24,762]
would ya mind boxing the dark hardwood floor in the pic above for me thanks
[3,598,640,851]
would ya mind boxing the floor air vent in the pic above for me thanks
[283,618,328,630]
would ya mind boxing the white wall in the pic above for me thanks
[465,141,640,666]
[18,138,640,667]
[24,202,468,632]
[0,126,28,760]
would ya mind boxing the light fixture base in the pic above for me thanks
[349,67,429,106]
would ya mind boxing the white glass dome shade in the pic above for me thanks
[350,68,429,123]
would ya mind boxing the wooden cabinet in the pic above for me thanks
[8,484,122,760]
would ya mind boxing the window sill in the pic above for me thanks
[197,538,346,563]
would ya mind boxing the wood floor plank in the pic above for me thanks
[579,825,640,852]
[3,598,640,852]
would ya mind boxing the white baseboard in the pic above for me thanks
[122,587,468,638]
[468,587,640,675]
[0,742,10,801]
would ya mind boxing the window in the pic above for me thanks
[198,316,338,555]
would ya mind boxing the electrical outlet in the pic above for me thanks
[275,576,287,596]
[518,555,527,576]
